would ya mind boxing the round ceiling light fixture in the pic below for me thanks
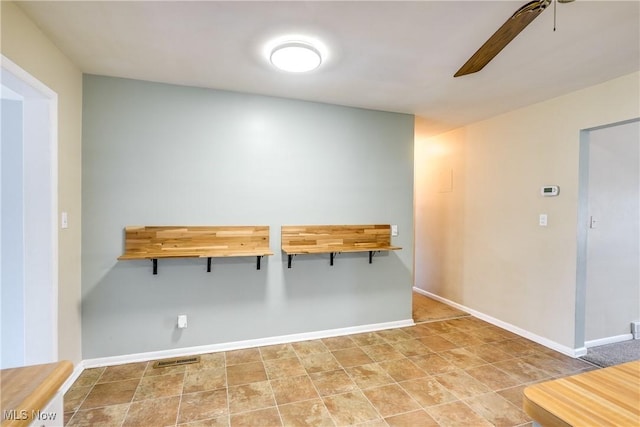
[270,41,322,73]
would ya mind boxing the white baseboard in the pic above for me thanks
[585,333,634,348]
[413,287,586,358]
[82,318,414,370]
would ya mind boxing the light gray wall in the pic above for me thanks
[82,75,414,359]
[585,120,640,342]
[1,99,24,368]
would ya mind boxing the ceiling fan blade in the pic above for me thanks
[454,0,551,77]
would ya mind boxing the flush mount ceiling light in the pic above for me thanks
[270,41,322,73]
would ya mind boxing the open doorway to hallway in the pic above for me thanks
[1,55,58,368]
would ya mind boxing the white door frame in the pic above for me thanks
[1,55,58,366]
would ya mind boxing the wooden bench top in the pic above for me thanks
[281,224,401,254]
[118,226,273,260]
[1,361,73,427]
[523,360,640,427]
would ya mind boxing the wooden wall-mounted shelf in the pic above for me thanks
[118,226,273,274]
[281,224,401,268]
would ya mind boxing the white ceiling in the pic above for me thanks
[17,1,640,136]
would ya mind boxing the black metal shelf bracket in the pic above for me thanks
[257,256,263,270]
[330,252,340,266]
[287,254,295,269]
[152,258,158,275]
[207,257,212,272]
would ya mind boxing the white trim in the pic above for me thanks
[413,287,587,358]
[1,55,59,364]
[60,361,86,394]
[585,334,634,348]
[82,318,415,369]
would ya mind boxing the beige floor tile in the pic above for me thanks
[278,398,334,427]
[66,403,130,427]
[385,409,439,427]
[492,340,539,358]
[228,380,276,414]
[226,348,262,366]
[322,391,380,425]
[98,362,147,383]
[270,374,320,405]
[464,392,530,426]
[418,334,459,352]
[187,353,225,371]
[439,348,490,369]
[265,357,307,379]
[345,363,395,390]
[465,364,522,391]
[178,389,228,424]
[133,372,184,401]
[427,401,493,427]
[390,338,431,357]
[144,363,187,377]
[309,369,358,396]
[378,358,428,382]
[361,343,405,362]
[496,384,528,408]
[178,415,229,426]
[260,344,297,360]
[299,352,341,374]
[123,395,180,426]
[350,332,387,347]
[492,359,553,383]
[427,401,494,427]
[64,303,595,427]
[230,407,282,427]
[362,384,421,418]
[71,367,105,388]
[409,353,458,375]
[80,378,140,410]
[433,370,492,399]
[292,340,329,356]
[440,330,487,348]
[322,336,356,350]
[332,347,374,368]
[226,361,267,386]
[399,377,457,407]
[64,385,92,412]
[375,328,412,343]
[183,367,226,393]
[465,343,515,363]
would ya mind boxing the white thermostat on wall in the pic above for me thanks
[541,185,559,197]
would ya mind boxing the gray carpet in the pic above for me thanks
[581,339,640,368]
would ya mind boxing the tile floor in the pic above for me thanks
[63,310,597,427]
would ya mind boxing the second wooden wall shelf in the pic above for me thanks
[281,224,401,268]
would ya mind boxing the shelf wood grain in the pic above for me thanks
[281,224,401,267]
[118,225,273,260]
[523,360,640,427]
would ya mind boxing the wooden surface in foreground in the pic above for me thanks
[523,360,640,427]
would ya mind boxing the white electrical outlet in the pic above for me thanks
[391,225,398,236]
[177,314,188,329]
[539,214,548,227]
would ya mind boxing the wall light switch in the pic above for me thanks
[177,314,188,329]
[539,214,548,227]
[391,225,398,236]
[61,212,68,229]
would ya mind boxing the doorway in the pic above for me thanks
[1,55,58,368]
[576,118,640,349]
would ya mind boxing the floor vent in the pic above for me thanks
[152,355,200,369]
